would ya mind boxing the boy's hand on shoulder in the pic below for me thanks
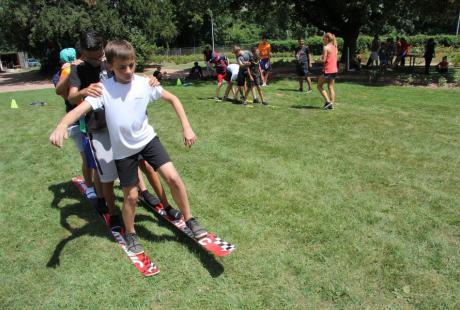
[71,59,83,66]
[81,83,102,98]
[49,125,68,148]
[183,127,196,148]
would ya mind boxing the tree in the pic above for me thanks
[0,0,177,71]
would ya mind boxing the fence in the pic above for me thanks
[156,44,258,57]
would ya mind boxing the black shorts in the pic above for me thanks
[115,136,171,187]
[237,69,249,87]
[322,72,337,80]
[248,73,262,87]
[296,63,309,77]
[223,69,232,82]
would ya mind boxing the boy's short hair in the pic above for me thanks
[105,40,136,64]
[233,45,241,53]
[79,31,105,51]
[194,61,198,66]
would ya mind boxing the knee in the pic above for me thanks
[125,189,138,205]
[164,171,182,189]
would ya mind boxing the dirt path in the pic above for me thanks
[0,70,55,93]
[0,68,186,93]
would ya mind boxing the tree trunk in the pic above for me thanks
[340,31,359,63]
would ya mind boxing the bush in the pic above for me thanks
[438,76,447,86]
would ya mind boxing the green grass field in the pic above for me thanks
[0,80,459,309]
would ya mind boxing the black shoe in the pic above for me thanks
[109,214,123,232]
[95,198,109,214]
[323,102,333,110]
[140,190,160,206]
[125,232,144,254]
[298,88,304,92]
[262,101,268,105]
[253,98,260,104]
[185,218,207,239]
[163,204,182,220]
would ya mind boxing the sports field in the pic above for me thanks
[0,80,459,309]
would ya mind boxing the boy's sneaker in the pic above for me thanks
[323,102,334,110]
[125,232,144,254]
[306,88,313,93]
[185,218,207,239]
[253,98,260,104]
[163,204,182,220]
[109,214,123,231]
[298,88,304,92]
[262,101,269,105]
[214,97,222,102]
[241,101,249,106]
[140,190,160,206]
[85,186,97,199]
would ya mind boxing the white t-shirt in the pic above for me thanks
[227,64,239,81]
[86,75,163,160]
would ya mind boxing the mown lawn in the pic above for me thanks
[0,80,459,309]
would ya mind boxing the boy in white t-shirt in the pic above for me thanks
[50,40,207,254]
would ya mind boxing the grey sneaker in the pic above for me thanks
[125,232,144,254]
[185,218,207,239]
[306,88,313,93]
[253,98,260,104]
[323,102,333,110]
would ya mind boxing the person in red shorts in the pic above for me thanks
[210,52,229,101]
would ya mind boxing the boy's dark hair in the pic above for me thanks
[105,40,135,64]
[194,61,198,66]
[79,31,105,51]
[298,36,305,41]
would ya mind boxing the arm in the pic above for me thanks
[308,53,313,69]
[321,46,328,63]
[247,68,254,81]
[68,83,103,106]
[49,101,92,148]
[55,74,70,98]
[160,90,196,148]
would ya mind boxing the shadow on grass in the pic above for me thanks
[291,105,321,110]
[47,181,224,277]
[139,200,225,278]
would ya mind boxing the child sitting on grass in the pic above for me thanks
[50,40,207,254]
[436,56,449,74]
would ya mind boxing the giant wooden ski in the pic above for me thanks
[72,176,159,277]
[139,196,235,257]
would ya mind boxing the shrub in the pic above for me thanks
[438,76,447,86]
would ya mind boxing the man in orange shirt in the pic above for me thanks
[257,34,272,86]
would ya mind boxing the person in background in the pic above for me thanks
[436,56,449,74]
[257,34,272,86]
[317,32,338,110]
[424,38,436,74]
[153,65,163,81]
[202,45,215,78]
[294,37,313,93]
[189,61,203,79]
[366,34,380,68]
